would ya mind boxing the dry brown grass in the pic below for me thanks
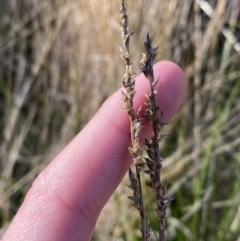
[0,0,240,240]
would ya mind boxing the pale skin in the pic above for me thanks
[1,61,187,241]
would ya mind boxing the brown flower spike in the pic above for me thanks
[119,1,147,240]
[119,1,173,241]
[141,34,174,241]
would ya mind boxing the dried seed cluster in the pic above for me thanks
[119,1,146,239]
[119,1,173,241]
[119,0,135,120]
[141,33,174,241]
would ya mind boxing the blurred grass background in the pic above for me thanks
[0,0,240,240]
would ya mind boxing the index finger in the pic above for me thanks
[2,61,187,241]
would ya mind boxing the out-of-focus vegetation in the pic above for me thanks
[0,0,240,240]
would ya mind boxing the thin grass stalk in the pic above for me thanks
[118,1,147,240]
[140,34,174,241]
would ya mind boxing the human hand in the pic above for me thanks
[2,61,187,241]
